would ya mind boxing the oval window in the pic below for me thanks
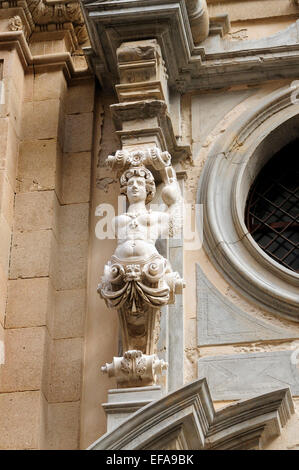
[245,140,299,273]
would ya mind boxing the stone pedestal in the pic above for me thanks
[102,385,162,432]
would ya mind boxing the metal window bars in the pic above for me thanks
[245,141,299,273]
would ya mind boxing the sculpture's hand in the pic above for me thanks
[162,182,179,207]
[161,166,182,208]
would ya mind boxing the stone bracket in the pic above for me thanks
[110,100,191,164]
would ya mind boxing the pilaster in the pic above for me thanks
[102,386,163,433]
[0,3,94,449]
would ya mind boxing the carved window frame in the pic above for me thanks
[198,84,299,321]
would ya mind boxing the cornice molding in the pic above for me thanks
[81,0,299,92]
[206,387,294,450]
[0,29,92,81]
[0,0,89,47]
[81,0,193,90]
[88,379,294,450]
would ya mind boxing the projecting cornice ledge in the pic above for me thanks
[81,0,195,91]
[0,30,92,83]
[0,0,89,49]
[88,379,294,450]
[80,0,299,92]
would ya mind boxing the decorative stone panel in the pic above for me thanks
[198,351,299,400]
[196,264,299,346]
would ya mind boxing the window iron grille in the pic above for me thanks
[245,140,299,273]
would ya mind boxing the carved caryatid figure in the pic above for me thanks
[98,148,185,387]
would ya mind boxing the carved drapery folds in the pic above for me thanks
[98,148,185,388]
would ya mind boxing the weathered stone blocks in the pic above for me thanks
[6,278,54,328]
[66,80,95,115]
[17,140,62,193]
[10,229,57,279]
[46,401,80,450]
[53,289,85,339]
[0,391,45,449]
[44,337,83,403]
[61,152,91,204]
[0,170,14,227]
[22,100,61,140]
[63,113,93,153]
[33,71,67,102]
[14,190,59,235]
[0,214,12,275]
[0,327,47,392]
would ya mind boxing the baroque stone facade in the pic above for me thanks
[0,0,298,450]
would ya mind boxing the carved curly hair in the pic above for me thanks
[120,167,156,204]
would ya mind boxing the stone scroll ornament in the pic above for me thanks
[98,148,185,387]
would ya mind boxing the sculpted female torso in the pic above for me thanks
[109,164,179,262]
[114,210,169,259]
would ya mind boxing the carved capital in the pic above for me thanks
[106,147,171,174]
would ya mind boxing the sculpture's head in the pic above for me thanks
[120,166,156,204]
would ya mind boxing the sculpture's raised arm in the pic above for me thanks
[161,165,182,210]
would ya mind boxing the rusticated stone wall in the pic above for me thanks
[0,11,95,447]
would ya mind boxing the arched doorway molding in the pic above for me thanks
[198,84,299,321]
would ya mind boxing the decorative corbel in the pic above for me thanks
[98,148,185,388]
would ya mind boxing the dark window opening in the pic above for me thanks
[245,139,299,273]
